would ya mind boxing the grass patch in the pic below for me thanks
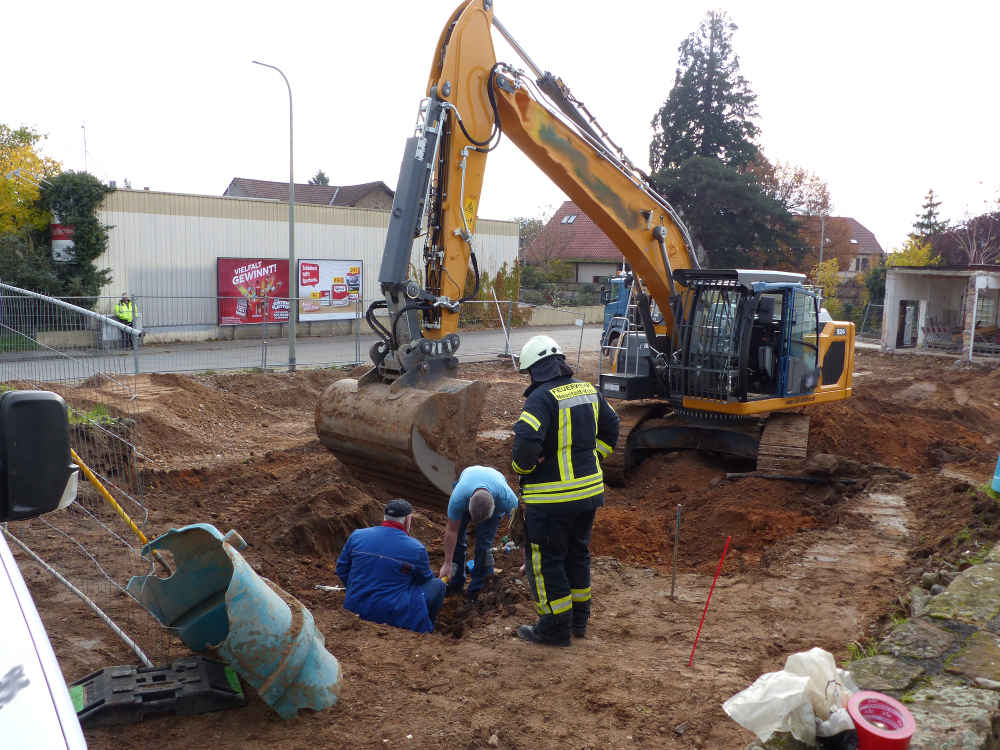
[68,404,118,426]
[0,333,38,352]
[846,639,880,662]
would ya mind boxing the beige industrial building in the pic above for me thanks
[95,189,519,341]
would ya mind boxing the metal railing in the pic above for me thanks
[0,281,178,668]
[858,303,884,342]
[1,293,596,377]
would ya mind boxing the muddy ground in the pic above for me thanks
[9,350,1000,749]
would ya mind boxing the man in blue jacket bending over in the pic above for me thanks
[336,499,446,633]
[438,465,520,599]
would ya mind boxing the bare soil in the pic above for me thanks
[9,350,1000,749]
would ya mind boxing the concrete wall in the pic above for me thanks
[575,262,619,283]
[526,305,604,326]
[96,189,518,334]
[884,269,1000,355]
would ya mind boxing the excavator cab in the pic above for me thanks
[665,270,821,405]
[601,269,826,410]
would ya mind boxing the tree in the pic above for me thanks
[308,170,330,186]
[515,215,544,253]
[911,189,948,238]
[0,125,61,234]
[756,160,831,217]
[886,237,940,268]
[946,211,1000,265]
[650,12,759,173]
[652,156,800,268]
[648,13,798,266]
[39,172,113,298]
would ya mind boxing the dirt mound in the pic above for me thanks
[434,569,531,639]
[143,442,384,594]
[281,485,385,557]
[205,370,343,410]
[594,452,842,573]
[808,356,1000,475]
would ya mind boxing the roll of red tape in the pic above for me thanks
[848,690,916,750]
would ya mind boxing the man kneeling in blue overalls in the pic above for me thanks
[336,499,446,633]
[439,465,519,599]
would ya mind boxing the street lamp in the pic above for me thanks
[252,60,296,373]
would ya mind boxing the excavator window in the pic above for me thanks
[786,290,821,395]
[747,293,783,398]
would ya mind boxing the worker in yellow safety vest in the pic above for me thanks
[114,293,135,348]
[511,335,619,646]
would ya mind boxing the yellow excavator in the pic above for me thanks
[315,0,854,503]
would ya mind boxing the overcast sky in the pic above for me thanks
[6,1,999,254]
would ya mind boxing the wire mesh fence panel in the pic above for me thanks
[0,282,181,668]
[858,303,884,342]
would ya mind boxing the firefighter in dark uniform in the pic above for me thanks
[511,335,619,646]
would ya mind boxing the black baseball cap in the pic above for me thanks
[384,499,413,518]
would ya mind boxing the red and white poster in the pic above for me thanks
[217,258,290,326]
[297,259,362,321]
[51,213,75,262]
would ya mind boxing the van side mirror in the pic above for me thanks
[1,391,78,521]
[600,288,611,305]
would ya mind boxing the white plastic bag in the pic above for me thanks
[784,647,857,723]
[723,647,859,744]
[722,670,814,743]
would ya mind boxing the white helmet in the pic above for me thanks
[518,335,563,372]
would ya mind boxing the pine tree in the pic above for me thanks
[912,189,948,238]
[650,11,759,173]
[648,12,797,266]
[308,170,330,186]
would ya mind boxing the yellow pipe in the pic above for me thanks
[70,447,150,545]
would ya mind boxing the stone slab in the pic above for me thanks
[881,617,959,660]
[946,630,1000,683]
[926,563,1000,626]
[985,543,1000,564]
[850,655,924,692]
[906,680,1000,749]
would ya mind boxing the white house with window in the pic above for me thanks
[883,265,1000,357]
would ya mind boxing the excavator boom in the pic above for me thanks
[317,1,853,502]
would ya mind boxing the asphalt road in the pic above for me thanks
[1,324,605,382]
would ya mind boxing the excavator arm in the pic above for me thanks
[372,0,696,381]
[317,1,852,503]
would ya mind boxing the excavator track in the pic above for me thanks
[602,402,666,486]
[755,413,811,473]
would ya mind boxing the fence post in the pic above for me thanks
[261,313,268,371]
[355,296,362,365]
[505,300,514,355]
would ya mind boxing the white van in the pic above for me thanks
[0,390,86,749]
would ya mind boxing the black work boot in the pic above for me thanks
[516,624,570,647]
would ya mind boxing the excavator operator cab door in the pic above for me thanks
[783,287,821,396]
[745,285,820,399]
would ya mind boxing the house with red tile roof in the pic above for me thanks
[223,178,394,210]
[529,201,884,284]
[524,200,625,283]
[796,216,884,279]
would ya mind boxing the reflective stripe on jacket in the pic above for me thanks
[115,301,134,323]
[512,376,619,513]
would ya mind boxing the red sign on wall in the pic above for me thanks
[216,258,290,326]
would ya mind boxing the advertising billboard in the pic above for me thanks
[297,259,362,321]
[216,258,290,326]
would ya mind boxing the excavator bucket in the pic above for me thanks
[315,372,487,508]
